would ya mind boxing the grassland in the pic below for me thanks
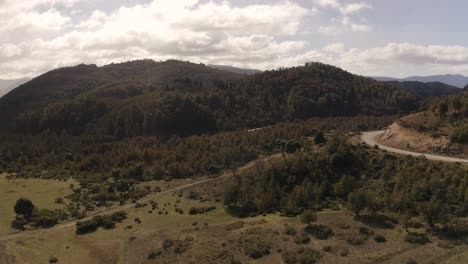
[0,174,77,235]
[1,172,468,264]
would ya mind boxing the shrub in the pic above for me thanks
[173,240,190,255]
[162,239,174,250]
[282,248,322,264]
[76,211,127,234]
[76,219,99,235]
[346,235,367,246]
[441,218,468,237]
[147,249,162,260]
[323,245,332,252]
[33,209,58,228]
[358,226,374,236]
[294,233,311,244]
[239,238,270,259]
[374,234,387,243]
[404,232,430,245]
[284,227,297,236]
[304,224,333,240]
[49,256,58,263]
[188,206,216,215]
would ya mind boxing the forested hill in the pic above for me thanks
[386,81,461,98]
[0,60,419,137]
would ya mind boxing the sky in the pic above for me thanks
[1,0,468,79]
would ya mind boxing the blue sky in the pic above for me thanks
[1,0,467,78]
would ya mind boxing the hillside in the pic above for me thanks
[386,81,461,98]
[0,60,418,137]
[379,90,468,158]
[373,74,468,88]
[208,64,261,75]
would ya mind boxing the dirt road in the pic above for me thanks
[0,154,281,241]
[362,130,468,165]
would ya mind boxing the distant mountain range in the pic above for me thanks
[208,64,261,75]
[372,74,468,88]
[0,78,31,98]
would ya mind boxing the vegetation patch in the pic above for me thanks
[75,211,127,235]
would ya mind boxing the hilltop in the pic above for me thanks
[0,60,418,137]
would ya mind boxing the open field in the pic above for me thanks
[2,168,468,264]
[0,174,78,235]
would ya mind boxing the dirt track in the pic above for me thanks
[0,154,281,242]
[362,130,468,165]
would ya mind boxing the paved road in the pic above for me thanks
[361,130,468,165]
[0,154,281,241]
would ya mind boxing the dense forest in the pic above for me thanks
[0,60,419,137]
[0,116,395,183]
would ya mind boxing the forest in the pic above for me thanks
[0,60,419,137]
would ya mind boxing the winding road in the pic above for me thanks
[361,130,468,165]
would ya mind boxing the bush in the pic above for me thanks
[162,239,174,250]
[33,209,58,228]
[346,235,367,246]
[304,224,334,240]
[358,226,374,236]
[49,256,58,263]
[294,233,311,244]
[147,249,162,260]
[404,232,430,245]
[76,219,99,235]
[441,218,468,237]
[188,206,216,215]
[239,239,270,259]
[284,227,297,236]
[323,245,332,252]
[282,248,322,264]
[374,234,387,243]
[76,211,127,234]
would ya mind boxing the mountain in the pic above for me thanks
[0,77,31,98]
[208,64,261,75]
[372,74,468,88]
[386,81,461,98]
[0,60,419,137]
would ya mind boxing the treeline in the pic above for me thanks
[1,60,418,137]
[0,116,395,183]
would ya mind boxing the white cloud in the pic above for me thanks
[0,0,310,78]
[319,25,339,36]
[286,42,468,77]
[313,0,372,34]
[351,23,372,32]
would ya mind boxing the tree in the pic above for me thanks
[348,190,369,217]
[14,198,35,218]
[314,131,326,145]
[301,210,318,226]
[437,101,448,117]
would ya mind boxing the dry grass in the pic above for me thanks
[0,174,77,235]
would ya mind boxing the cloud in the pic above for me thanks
[0,0,310,78]
[286,42,468,77]
[351,23,372,32]
[313,0,371,15]
[314,0,372,34]
[319,26,339,36]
